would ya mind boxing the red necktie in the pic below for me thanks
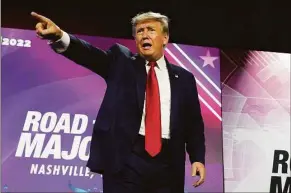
[145,61,161,157]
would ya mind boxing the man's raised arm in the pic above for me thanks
[31,11,114,79]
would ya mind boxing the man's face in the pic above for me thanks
[134,20,169,61]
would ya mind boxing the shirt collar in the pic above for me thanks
[145,55,167,70]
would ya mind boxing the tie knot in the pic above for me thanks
[148,61,157,67]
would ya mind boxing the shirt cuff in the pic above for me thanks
[48,30,70,53]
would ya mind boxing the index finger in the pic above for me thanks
[194,177,204,187]
[193,168,205,187]
[31,12,50,23]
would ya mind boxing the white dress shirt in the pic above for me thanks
[139,57,171,139]
[51,31,171,139]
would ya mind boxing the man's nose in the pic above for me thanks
[142,31,149,38]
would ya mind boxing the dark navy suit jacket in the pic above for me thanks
[59,34,205,186]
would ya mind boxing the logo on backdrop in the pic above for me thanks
[14,111,94,178]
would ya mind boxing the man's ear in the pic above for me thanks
[163,34,169,47]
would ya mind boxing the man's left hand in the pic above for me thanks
[191,162,205,187]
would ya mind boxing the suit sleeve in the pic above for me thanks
[55,33,116,80]
[185,74,206,165]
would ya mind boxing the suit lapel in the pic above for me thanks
[165,58,180,135]
[132,54,147,114]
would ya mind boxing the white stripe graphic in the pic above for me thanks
[165,48,189,71]
[165,48,222,120]
[173,43,221,93]
[199,95,222,121]
[165,48,221,107]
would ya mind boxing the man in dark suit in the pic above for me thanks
[31,11,206,193]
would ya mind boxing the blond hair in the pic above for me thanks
[131,11,170,36]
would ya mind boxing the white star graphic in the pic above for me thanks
[199,50,218,68]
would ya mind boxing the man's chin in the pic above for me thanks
[139,51,152,56]
[141,54,155,60]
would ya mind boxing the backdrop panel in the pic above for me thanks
[221,49,290,192]
[1,27,223,192]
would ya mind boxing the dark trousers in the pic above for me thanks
[102,135,173,193]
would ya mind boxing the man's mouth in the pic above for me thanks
[142,43,152,50]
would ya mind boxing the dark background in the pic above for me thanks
[2,0,291,53]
